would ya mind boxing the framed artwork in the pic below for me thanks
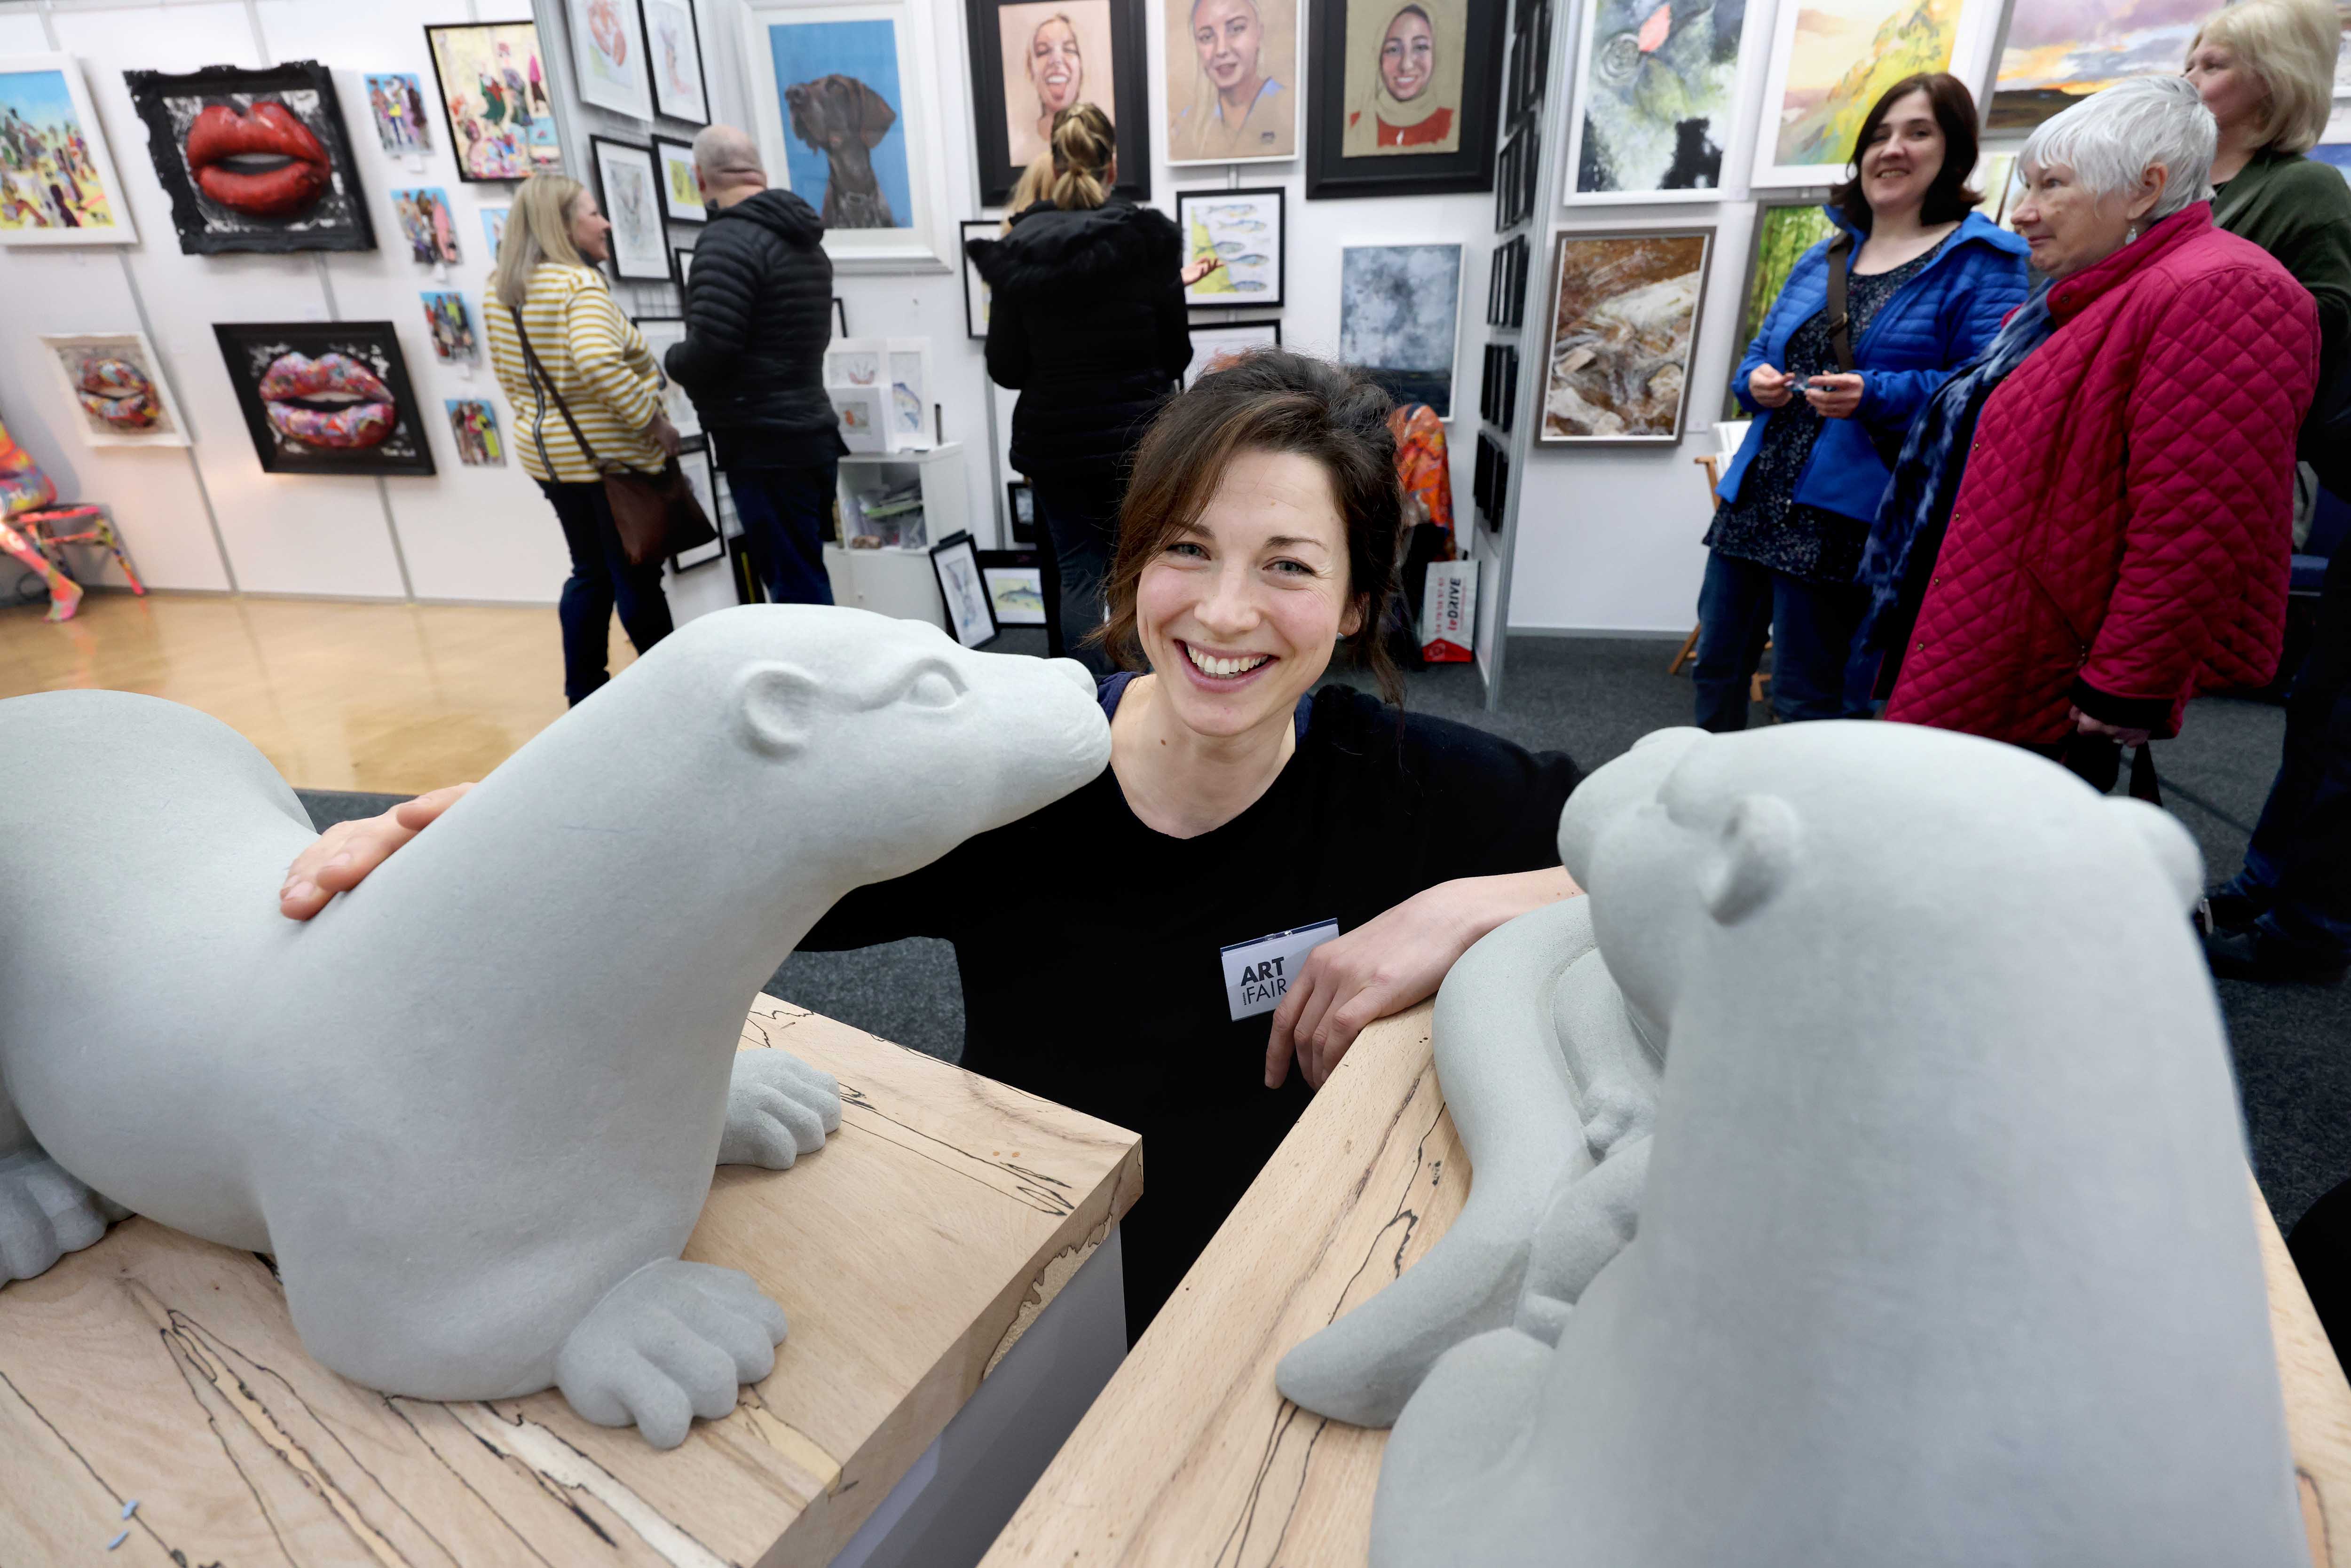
[653,134,706,222]
[1989,0,2209,134]
[930,530,999,647]
[363,74,432,154]
[421,291,477,362]
[1721,198,1834,417]
[571,0,655,119]
[886,338,933,448]
[672,447,727,570]
[39,332,189,447]
[834,384,888,452]
[1972,150,2017,223]
[1176,186,1284,307]
[1505,0,1551,124]
[960,218,996,338]
[1479,340,1517,431]
[746,0,957,271]
[642,0,713,124]
[1166,0,1299,164]
[1485,232,1529,327]
[631,315,700,436]
[1184,318,1281,387]
[1304,0,1506,199]
[1750,0,1997,188]
[592,136,671,280]
[978,548,1046,623]
[445,397,503,465]
[674,243,697,284]
[481,204,510,258]
[1006,479,1036,543]
[212,321,435,476]
[0,55,138,246]
[423,23,561,182]
[1540,228,1712,444]
[965,0,1152,206]
[124,62,372,255]
[1564,0,1748,202]
[392,186,460,263]
[1340,242,1461,418]
[1494,121,1536,228]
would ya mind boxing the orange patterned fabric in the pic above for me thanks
[0,417,58,519]
[1388,402,1453,549]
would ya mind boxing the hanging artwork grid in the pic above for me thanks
[1175,186,1284,307]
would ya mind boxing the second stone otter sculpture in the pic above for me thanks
[0,607,1112,1449]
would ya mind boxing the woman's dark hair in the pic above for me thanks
[1094,349,1406,705]
[1830,72,1983,231]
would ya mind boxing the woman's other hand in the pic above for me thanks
[1748,363,1798,409]
[2069,706,2153,750]
[1179,255,1225,287]
[1802,372,1864,419]
[279,782,475,920]
[648,412,682,457]
[1264,867,1581,1091]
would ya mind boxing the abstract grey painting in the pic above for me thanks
[1340,243,1461,418]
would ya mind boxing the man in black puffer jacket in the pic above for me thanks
[665,126,843,606]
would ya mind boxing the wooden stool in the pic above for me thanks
[1669,455,1768,705]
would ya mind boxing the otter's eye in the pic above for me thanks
[897,661,964,709]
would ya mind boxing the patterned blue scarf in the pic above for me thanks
[1856,285,2059,661]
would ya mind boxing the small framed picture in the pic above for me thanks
[833,384,887,452]
[960,218,995,339]
[631,314,700,438]
[1183,318,1280,389]
[642,0,713,125]
[1174,186,1284,307]
[671,446,726,571]
[674,244,696,285]
[1005,479,1036,544]
[978,547,1046,624]
[592,136,672,281]
[653,134,706,223]
[930,529,998,647]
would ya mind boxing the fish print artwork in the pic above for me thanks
[1177,184,1285,307]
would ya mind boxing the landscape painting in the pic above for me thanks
[1722,200,1834,417]
[1340,243,1461,417]
[0,54,136,245]
[1751,0,1980,186]
[1542,229,1712,444]
[1990,0,2210,133]
[1565,0,1749,202]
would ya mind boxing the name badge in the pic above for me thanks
[1220,919,1339,1022]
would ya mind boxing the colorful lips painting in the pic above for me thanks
[125,62,376,255]
[214,323,434,475]
[76,357,161,431]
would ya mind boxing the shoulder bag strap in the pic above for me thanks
[509,304,608,475]
[1824,231,1857,375]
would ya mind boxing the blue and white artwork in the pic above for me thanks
[1340,243,1462,418]
[766,17,911,230]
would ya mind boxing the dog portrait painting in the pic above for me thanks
[763,17,911,231]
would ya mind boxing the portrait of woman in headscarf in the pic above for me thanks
[1342,0,1464,155]
[1168,0,1295,162]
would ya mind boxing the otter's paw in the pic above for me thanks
[0,1150,124,1284]
[554,1260,789,1449]
[719,1050,843,1170]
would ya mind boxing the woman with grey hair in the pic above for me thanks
[1856,76,2318,784]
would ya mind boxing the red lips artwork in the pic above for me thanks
[256,352,395,449]
[76,358,162,431]
[185,101,331,218]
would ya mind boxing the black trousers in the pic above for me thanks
[1029,474,1122,678]
[538,479,672,705]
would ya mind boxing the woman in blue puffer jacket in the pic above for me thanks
[1696,73,2029,731]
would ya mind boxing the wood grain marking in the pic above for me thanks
[728,1386,847,1494]
[833,1087,1078,1218]
[447,1403,732,1568]
[986,1153,1140,1378]
[0,1364,200,1566]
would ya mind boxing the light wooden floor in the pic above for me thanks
[0,591,628,793]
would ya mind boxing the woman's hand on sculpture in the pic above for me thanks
[279,782,475,920]
[1748,363,1797,409]
[2069,706,2153,750]
[1179,255,1225,287]
[647,412,682,457]
[1803,372,1864,419]
[1264,867,1582,1092]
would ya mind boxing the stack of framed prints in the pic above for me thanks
[213,321,435,476]
[1473,429,1507,524]
[1184,319,1282,388]
[1304,0,1507,198]
[1340,243,1461,418]
[1486,234,1529,328]
[1479,342,1518,432]
[1538,228,1712,444]
[593,137,671,280]
[653,135,706,222]
[1494,122,1537,229]
[1563,0,1749,201]
[964,0,1152,205]
[1503,0,1550,127]
[423,22,562,181]
[124,62,373,255]
[0,55,139,246]
[1175,187,1285,307]
[39,332,189,447]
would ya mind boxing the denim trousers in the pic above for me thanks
[1692,549,1875,732]
[1030,474,1122,677]
[538,479,672,705]
[2220,547,2351,961]
[727,462,837,607]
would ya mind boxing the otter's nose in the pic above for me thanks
[1049,657,1095,697]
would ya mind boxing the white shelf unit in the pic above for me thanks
[823,443,970,630]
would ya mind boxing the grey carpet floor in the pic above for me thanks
[295,631,2351,1229]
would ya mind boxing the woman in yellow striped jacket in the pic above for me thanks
[487,175,682,704]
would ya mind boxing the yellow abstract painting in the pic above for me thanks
[1772,0,1961,170]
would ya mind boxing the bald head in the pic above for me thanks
[692,125,766,207]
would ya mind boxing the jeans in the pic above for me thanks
[540,479,672,705]
[1030,474,1122,677]
[726,463,837,607]
[2219,546,2351,962]
[1692,549,1874,732]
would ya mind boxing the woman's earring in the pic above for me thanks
[2125,223,2140,244]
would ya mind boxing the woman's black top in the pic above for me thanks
[1706,240,1943,585]
[966,199,1191,489]
[802,678,1582,1334]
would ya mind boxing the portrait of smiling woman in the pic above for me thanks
[1343,0,1462,154]
[998,0,1107,167]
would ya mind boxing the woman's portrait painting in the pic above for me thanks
[996,0,1114,170]
[1341,0,1467,158]
[1165,0,1297,164]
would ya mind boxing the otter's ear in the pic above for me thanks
[2107,796,2202,913]
[1701,794,1802,926]
[737,661,820,757]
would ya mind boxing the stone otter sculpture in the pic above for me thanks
[0,606,1112,1449]
[1317,722,2303,1564]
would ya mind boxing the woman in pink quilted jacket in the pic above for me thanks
[1856,77,2319,786]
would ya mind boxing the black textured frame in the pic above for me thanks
[1304,0,1507,200]
[930,529,1001,647]
[964,0,1152,206]
[642,0,713,125]
[1173,185,1286,308]
[212,320,435,475]
[124,61,375,254]
[671,446,727,571]
[591,135,674,281]
[651,134,707,223]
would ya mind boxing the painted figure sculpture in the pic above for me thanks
[0,607,1112,1449]
[1291,723,2304,1565]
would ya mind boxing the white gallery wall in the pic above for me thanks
[4,0,2040,636]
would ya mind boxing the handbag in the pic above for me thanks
[510,306,714,568]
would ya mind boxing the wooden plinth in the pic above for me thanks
[0,997,1142,1568]
[984,1002,2351,1568]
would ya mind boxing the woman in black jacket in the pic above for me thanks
[969,103,1190,673]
